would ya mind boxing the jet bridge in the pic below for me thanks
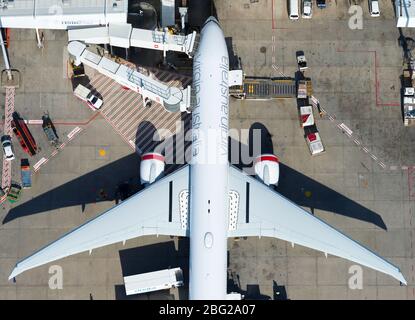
[68,23,199,58]
[67,41,191,113]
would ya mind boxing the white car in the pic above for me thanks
[369,0,380,17]
[87,94,103,111]
[73,84,103,111]
[302,0,312,19]
[1,135,15,161]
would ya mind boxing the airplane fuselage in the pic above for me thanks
[189,18,230,300]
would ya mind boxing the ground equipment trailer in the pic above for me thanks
[230,77,297,100]
[402,68,415,126]
[123,268,184,296]
[11,112,38,156]
[21,159,32,189]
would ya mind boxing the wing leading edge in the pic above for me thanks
[228,165,407,285]
[9,165,190,280]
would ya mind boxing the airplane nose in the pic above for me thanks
[203,16,220,27]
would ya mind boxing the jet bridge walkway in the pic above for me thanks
[68,41,191,113]
[68,24,199,58]
[230,77,297,100]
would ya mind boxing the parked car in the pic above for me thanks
[302,0,312,19]
[369,0,380,17]
[316,0,326,9]
[73,84,103,111]
[1,135,15,161]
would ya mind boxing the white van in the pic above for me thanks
[369,0,380,17]
[289,0,299,20]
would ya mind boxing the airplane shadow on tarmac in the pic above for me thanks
[2,121,387,299]
[3,122,387,229]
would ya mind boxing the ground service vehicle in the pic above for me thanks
[123,268,184,295]
[21,159,32,189]
[73,84,103,111]
[289,0,299,20]
[11,112,38,156]
[7,183,22,203]
[317,0,326,9]
[296,52,308,71]
[42,114,59,145]
[1,135,15,161]
[304,124,325,155]
[302,0,312,18]
[71,61,85,78]
[369,0,380,17]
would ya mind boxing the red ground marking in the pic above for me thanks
[336,49,400,107]
[271,0,289,30]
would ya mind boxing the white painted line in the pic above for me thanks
[362,147,369,153]
[67,126,81,140]
[402,166,409,170]
[59,143,66,149]
[33,157,48,171]
[27,120,43,125]
[311,95,319,107]
[51,150,58,157]
[353,139,361,145]
[339,123,353,136]
[379,162,386,169]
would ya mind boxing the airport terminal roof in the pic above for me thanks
[0,0,127,17]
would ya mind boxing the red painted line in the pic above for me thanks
[408,167,414,201]
[271,0,289,30]
[337,49,400,107]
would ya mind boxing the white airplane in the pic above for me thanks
[8,17,407,299]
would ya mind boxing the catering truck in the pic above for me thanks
[123,268,184,296]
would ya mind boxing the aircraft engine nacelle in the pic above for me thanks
[254,154,280,186]
[140,152,165,185]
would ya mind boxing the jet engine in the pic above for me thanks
[140,152,165,185]
[254,154,280,186]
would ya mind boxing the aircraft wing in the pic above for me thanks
[227,165,407,285]
[9,165,190,280]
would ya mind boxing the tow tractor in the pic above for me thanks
[70,61,86,78]
[42,114,59,146]
[296,51,308,72]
